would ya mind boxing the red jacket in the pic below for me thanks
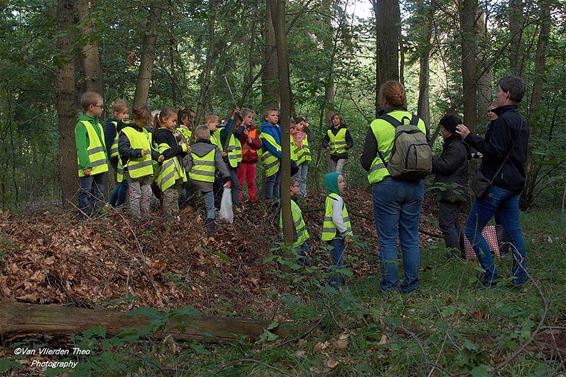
[238,124,262,163]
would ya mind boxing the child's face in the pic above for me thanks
[265,111,279,125]
[338,175,345,194]
[162,115,177,130]
[207,120,219,132]
[114,109,129,121]
[290,182,300,196]
[181,115,190,126]
[243,113,254,126]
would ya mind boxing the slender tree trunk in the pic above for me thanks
[242,9,258,105]
[416,0,433,127]
[133,1,162,107]
[459,0,478,131]
[268,0,292,245]
[373,0,401,113]
[262,1,279,108]
[476,10,492,134]
[55,0,78,208]
[195,0,217,126]
[77,0,103,95]
[509,0,524,76]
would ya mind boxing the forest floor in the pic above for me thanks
[0,188,564,376]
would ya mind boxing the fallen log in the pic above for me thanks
[0,301,298,342]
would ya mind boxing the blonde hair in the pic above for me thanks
[194,125,211,140]
[205,113,220,124]
[112,99,128,113]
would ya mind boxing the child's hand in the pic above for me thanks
[158,154,165,163]
[141,149,150,156]
[221,151,228,157]
[232,107,240,117]
[344,235,353,247]
[83,168,92,176]
[223,180,232,189]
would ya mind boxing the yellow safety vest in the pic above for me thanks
[280,199,309,247]
[77,120,109,177]
[327,128,348,154]
[226,133,243,168]
[154,141,188,192]
[189,149,216,183]
[258,133,281,177]
[120,126,154,179]
[367,110,427,184]
[292,135,311,166]
[321,193,353,241]
[177,126,192,144]
[110,121,119,158]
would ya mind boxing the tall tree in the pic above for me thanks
[509,0,524,76]
[262,1,279,108]
[268,0,292,245]
[416,0,433,127]
[195,0,217,126]
[77,0,103,95]
[133,0,162,107]
[459,0,478,130]
[55,0,78,208]
[476,9,492,133]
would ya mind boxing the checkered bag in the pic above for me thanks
[463,225,500,259]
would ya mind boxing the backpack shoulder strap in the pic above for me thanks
[380,113,402,128]
[410,114,419,125]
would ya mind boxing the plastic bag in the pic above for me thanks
[219,188,234,224]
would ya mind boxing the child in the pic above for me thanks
[322,113,353,174]
[322,172,353,287]
[105,99,129,207]
[203,113,222,149]
[187,125,231,235]
[291,116,311,197]
[236,108,262,203]
[118,105,162,219]
[280,178,310,264]
[176,107,194,144]
[432,113,469,256]
[75,91,109,217]
[219,108,243,207]
[154,108,189,221]
[260,106,281,202]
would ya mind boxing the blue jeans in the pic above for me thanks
[328,237,345,287]
[265,169,281,201]
[464,185,527,286]
[203,190,215,220]
[372,178,424,293]
[78,173,106,217]
[109,181,128,207]
[229,168,241,207]
[293,163,309,197]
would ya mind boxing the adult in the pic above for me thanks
[360,81,427,293]
[322,113,353,174]
[456,75,529,288]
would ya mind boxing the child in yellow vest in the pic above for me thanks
[279,178,310,265]
[322,172,353,287]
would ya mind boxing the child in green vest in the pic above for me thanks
[279,178,310,265]
[322,172,353,287]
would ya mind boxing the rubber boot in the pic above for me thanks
[206,218,216,235]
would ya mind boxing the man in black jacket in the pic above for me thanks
[456,75,529,289]
[433,113,469,255]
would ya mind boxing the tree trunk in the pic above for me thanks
[262,1,279,108]
[133,1,162,107]
[459,0,478,131]
[55,0,78,209]
[509,0,524,76]
[77,0,103,95]
[195,0,217,126]
[476,10,492,134]
[373,0,401,113]
[416,0,433,127]
[268,0,293,245]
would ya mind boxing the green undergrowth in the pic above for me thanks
[1,210,565,376]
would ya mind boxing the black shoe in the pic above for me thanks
[478,275,499,288]
[206,219,216,235]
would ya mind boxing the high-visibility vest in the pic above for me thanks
[110,121,119,158]
[327,128,348,155]
[367,110,427,184]
[321,193,353,241]
[280,199,309,247]
[258,132,281,177]
[189,148,216,183]
[210,130,222,150]
[292,135,311,166]
[177,126,192,144]
[77,120,109,177]
[242,129,258,157]
[120,126,154,179]
[154,141,188,192]
[226,133,242,168]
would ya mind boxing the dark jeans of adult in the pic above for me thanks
[78,173,106,217]
[464,185,526,286]
[372,177,424,293]
[438,200,464,253]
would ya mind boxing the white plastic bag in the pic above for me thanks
[219,188,234,224]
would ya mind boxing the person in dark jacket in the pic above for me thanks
[456,75,529,289]
[322,113,354,174]
[433,113,469,256]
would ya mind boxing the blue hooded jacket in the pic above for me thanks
[261,119,282,159]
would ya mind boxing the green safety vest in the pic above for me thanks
[120,126,154,179]
[258,133,281,177]
[327,128,348,155]
[280,199,309,247]
[226,133,243,168]
[77,120,108,177]
[154,141,188,192]
[367,110,427,184]
[321,193,353,241]
[292,135,311,166]
[189,149,216,183]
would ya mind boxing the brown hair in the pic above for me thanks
[263,106,279,119]
[205,113,220,124]
[132,105,152,125]
[378,81,407,109]
[80,92,102,112]
[194,125,211,140]
[112,99,128,114]
[154,107,176,128]
[241,108,255,118]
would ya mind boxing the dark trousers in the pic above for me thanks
[438,200,463,251]
[78,173,106,217]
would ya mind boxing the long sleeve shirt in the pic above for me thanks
[261,120,282,159]
[331,195,348,234]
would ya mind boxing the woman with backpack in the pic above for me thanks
[360,81,430,294]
